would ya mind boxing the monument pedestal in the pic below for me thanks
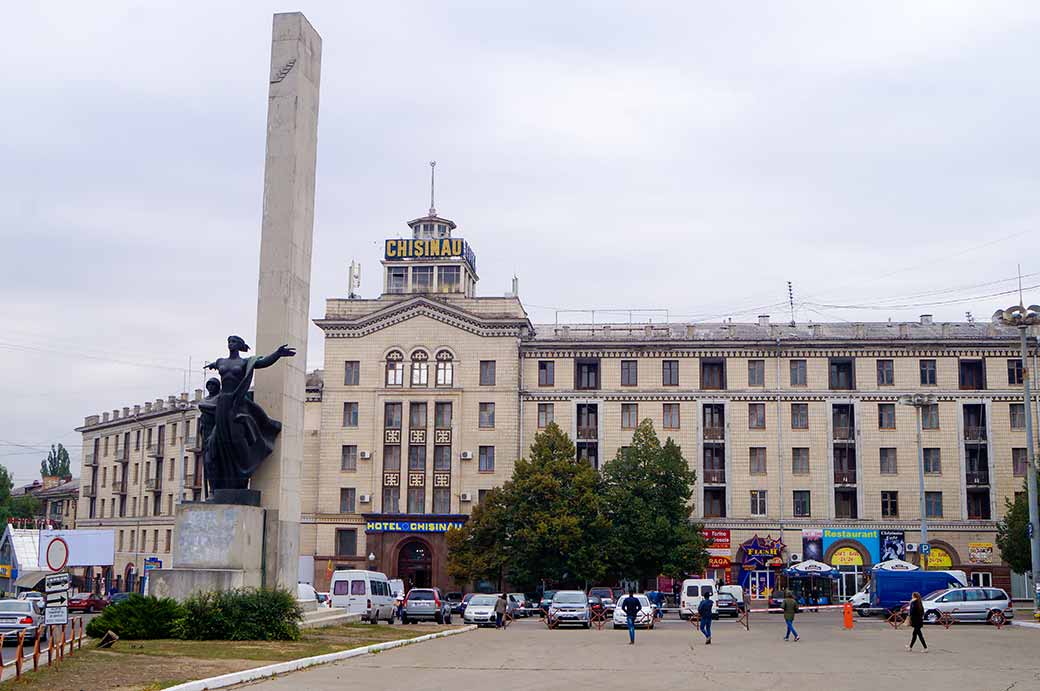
[147,503,265,600]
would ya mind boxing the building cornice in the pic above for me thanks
[521,345,1019,358]
[317,296,531,339]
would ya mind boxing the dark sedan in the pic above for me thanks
[446,592,465,614]
[715,593,740,618]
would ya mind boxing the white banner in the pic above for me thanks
[38,529,115,567]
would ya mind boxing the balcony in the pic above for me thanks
[576,426,598,440]
[833,470,857,485]
[963,427,987,442]
[145,478,162,492]
[703,427,725,441]
[966,470,990,486]
[832,426,855,442]
[112,480,127,494]
[703,469,726,485]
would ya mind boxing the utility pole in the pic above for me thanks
[899,393,936,570]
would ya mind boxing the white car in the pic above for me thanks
[612,593,655,630]
[463,594,500,627]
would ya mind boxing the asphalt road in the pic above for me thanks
[241,614,1040,690]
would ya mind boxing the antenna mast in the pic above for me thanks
[787,281,796,326]
[429,160,437,216]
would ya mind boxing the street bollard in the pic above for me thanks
[47,626,53,666]
[59,624,65,661]
[843,602,854,629]
[32,625,41,672]
[16,630,24,679]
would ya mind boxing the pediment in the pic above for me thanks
[316,296,529,339]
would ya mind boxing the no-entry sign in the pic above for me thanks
[44,537,69,572]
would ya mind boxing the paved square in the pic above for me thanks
[243,615,1040,690]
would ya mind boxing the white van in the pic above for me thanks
[330,570,396,623]
[680,578,718,619]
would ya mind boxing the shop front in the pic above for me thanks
[362,515,467,592]
[821,529,879,601]
[737,535,785,600]
[703,529,732,584]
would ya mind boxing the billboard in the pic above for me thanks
[38,529,114,567]
[384,238,477,271]
[880,530,906,562]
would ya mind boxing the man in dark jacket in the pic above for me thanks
[907,592,927,652]
[697,594,714,644]
[782,591,799,641]
[620,589,642,645]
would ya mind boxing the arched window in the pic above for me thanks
[410,350,429,387]
[435,350,454,387]
[385,351,404,387]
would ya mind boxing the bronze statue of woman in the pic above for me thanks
[204,335,295,498]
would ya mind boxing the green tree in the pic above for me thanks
[0,463,39,525]
[446,487,510,587]
[40,444,72,478]
[601,419,708,583]
[996,486,1037,573]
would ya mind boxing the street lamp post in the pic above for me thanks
[995,304,1040,618]
[899,393,937,570]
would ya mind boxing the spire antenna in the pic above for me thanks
[429,160,437,216]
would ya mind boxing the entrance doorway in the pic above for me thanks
[398,539,432,589]
[747,570,772,599]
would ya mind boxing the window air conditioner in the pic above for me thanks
[359,494,371,503]
[359,451,372,460]
[789,553,801,563]
[460,451,473,461]
[459,492,473,502]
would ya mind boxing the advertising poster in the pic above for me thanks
[703,529,731,556]
[822,528,879,565]
[968,543,993,564]
[802,529,823,561]
[879,530,906,562]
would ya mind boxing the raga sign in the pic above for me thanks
[384,238,477,271]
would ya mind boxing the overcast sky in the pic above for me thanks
[2,1,1038,484]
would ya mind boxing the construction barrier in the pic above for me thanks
[591,609,607,630]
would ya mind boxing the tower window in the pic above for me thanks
[412,266,434,292]
[387,267,407,294]
[437,266,461,292]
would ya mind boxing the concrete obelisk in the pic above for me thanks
[252,12,321,590]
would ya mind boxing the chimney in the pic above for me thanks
[809,324,821,339]
[758,315,770,326]
[686,325,695,339]
[102,412,109,422]
[941,323,951,338]
[167,395,176,404]
[898,323,910,338]
[920,314,933,325]
[853,323,866,339]
[180,392,188,402]
[112,409,120,420]
[645,325,653,338]
[561,326,570,338]
[602,325,611,337]
[194,388,204,401]
[122,407,130,417]
[511,275,519,297]
[133,405,140,415]
[145,402,153,412]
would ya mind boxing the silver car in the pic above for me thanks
[402,588,452,625]
[921,587,1014,624]
[548,590,590,628]
[0,600,46,641]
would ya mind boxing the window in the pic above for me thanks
[435,351,454,386]
[701,359,726,390]
[793,490,810,517]
[409,402,427,429]
[663,403,680,429]
[575,358,600,390]
[923,448,941,474]
[335,529,357,556]
[921,404,939,430]
[748,403,766,429]
[1008,359,1024,385]
[408,445,426,471]
[621,404,638,429]
[382,487,400,513]
[433,487,450,513]
[343,402,359,428]
[747,360,765,387]
[920,359,937,385]
[478,446,495,472]
[344,360,360,386]
[434,445,451,471]
[410,351,429,387]
[749,447,767,475]
[101,468,107,486]
[1010,403,1025,430]
[478,489,490,505]
[382,445,401,471]
[878,403,896,430]
[165,530,171,552]
[925,492,943,518]
[881,491,899,517]
[339,445,357,471]
[134,430,141,450]
[828,358,855,390]
[437,265,460,292]
[537,403,554,429]
[407,487,425,514]
[959,359,985,390]
[339,488,356,513]
[1013,448,1028,477]
[621,360,638,386]
[387,267,407,293]
[750,490,767,516]
[129,530,136,551]
[876,359,894,386]
[662,360,679,386]
[169,423,177,445]
[386,351,404,386]
[384,403,402,430]
[435,402,452,429]
[790,360,807,386]
[538,361,555,387]
[479,403,495,428]
[880,448,897,474]
[412,265,434,292]
[791,403,808,430]
[479,360,496,386]
[792,448,809,475]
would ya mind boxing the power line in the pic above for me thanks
[804,283,1040,311]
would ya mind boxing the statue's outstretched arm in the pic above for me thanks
[255,344,297,369]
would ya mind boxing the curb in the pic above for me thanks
[163,625,477,691]
[1011,621,1040,630]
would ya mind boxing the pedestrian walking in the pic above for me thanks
[494,594,507,629]
[697,593,713,644]
[782,590,799,641]
[620,588,643,645]
[906,592,927,652]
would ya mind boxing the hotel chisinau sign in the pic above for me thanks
[384,238,477,272]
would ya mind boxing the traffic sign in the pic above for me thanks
[45,592,68,606]
[45,572,70,592]
[44,537,69,572]
[45,570,69,626]
[919,543,932,555]
[45,606,68,626]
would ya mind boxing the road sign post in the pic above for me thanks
[44,573,69,627]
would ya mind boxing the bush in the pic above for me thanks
[85,595,185,639]
[174,587,302,641]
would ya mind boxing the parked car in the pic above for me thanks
[719,585,746,612]
[588,587,614,613]
[329,569,396,623]
[446,592,465,614]
[611,593,654,629]
[0,600,46,641]
[109,592,131,605]
[316,592,331,608]
[539,590,557,617]
[714,592,740,618]
[507,592,529,616]
[68,592,109,613]
[588,595,605,619]
[402,588,452,624]
[503,593,522,618]
[911,587,1015,624]
[548,590,590,628]
[463,594,500,627]
[17,591,43,604]
[458,592,475,616]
